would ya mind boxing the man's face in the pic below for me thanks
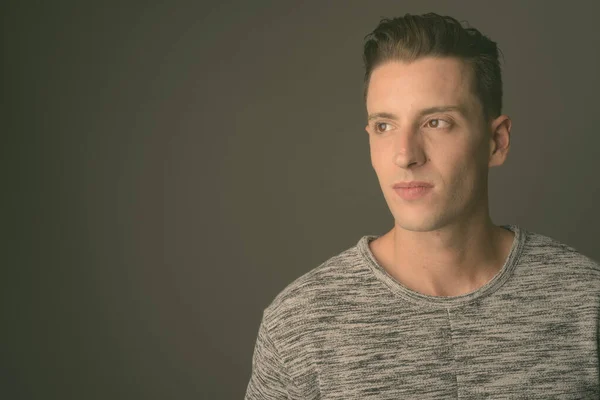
[365,56,495,232]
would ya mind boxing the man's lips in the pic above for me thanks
[393,183,433,200]
[392,181,434,189]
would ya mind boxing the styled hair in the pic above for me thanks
[362,12,503,122]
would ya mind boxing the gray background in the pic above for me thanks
[4,0,600,399]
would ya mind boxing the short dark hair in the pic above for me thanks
[362,12,503,122]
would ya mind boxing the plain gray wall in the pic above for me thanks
[4,0,600,399]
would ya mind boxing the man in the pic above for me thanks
[245,12,600,399]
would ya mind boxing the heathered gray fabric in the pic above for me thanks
[244,225,600,399]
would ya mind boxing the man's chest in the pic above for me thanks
[290,303,599,399]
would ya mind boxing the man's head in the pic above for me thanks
[363,13,502,123]
[362,13,511,232]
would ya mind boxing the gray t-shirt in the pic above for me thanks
[244,225,600,399]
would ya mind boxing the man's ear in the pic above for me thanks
[488,115,512,167]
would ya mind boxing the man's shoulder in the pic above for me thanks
[522,228,600,277]
[261,239,369,327]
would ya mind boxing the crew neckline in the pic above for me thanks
[357,224,526,308]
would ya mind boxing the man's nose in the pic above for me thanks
[392,127,426,169]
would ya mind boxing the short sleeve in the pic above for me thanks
[244,312,292,399]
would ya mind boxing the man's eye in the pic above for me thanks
[425,119,451,129]
[374,122,392,133]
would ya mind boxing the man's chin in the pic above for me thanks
[392,212,451,233]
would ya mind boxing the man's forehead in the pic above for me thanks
[366,58,477,114]
[370,58,471,93]
[370,56,471,81]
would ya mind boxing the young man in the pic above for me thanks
[245,13,600,399]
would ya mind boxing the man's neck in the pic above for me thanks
[372,220,515,297]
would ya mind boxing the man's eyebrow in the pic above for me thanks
[367,105,468,122]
